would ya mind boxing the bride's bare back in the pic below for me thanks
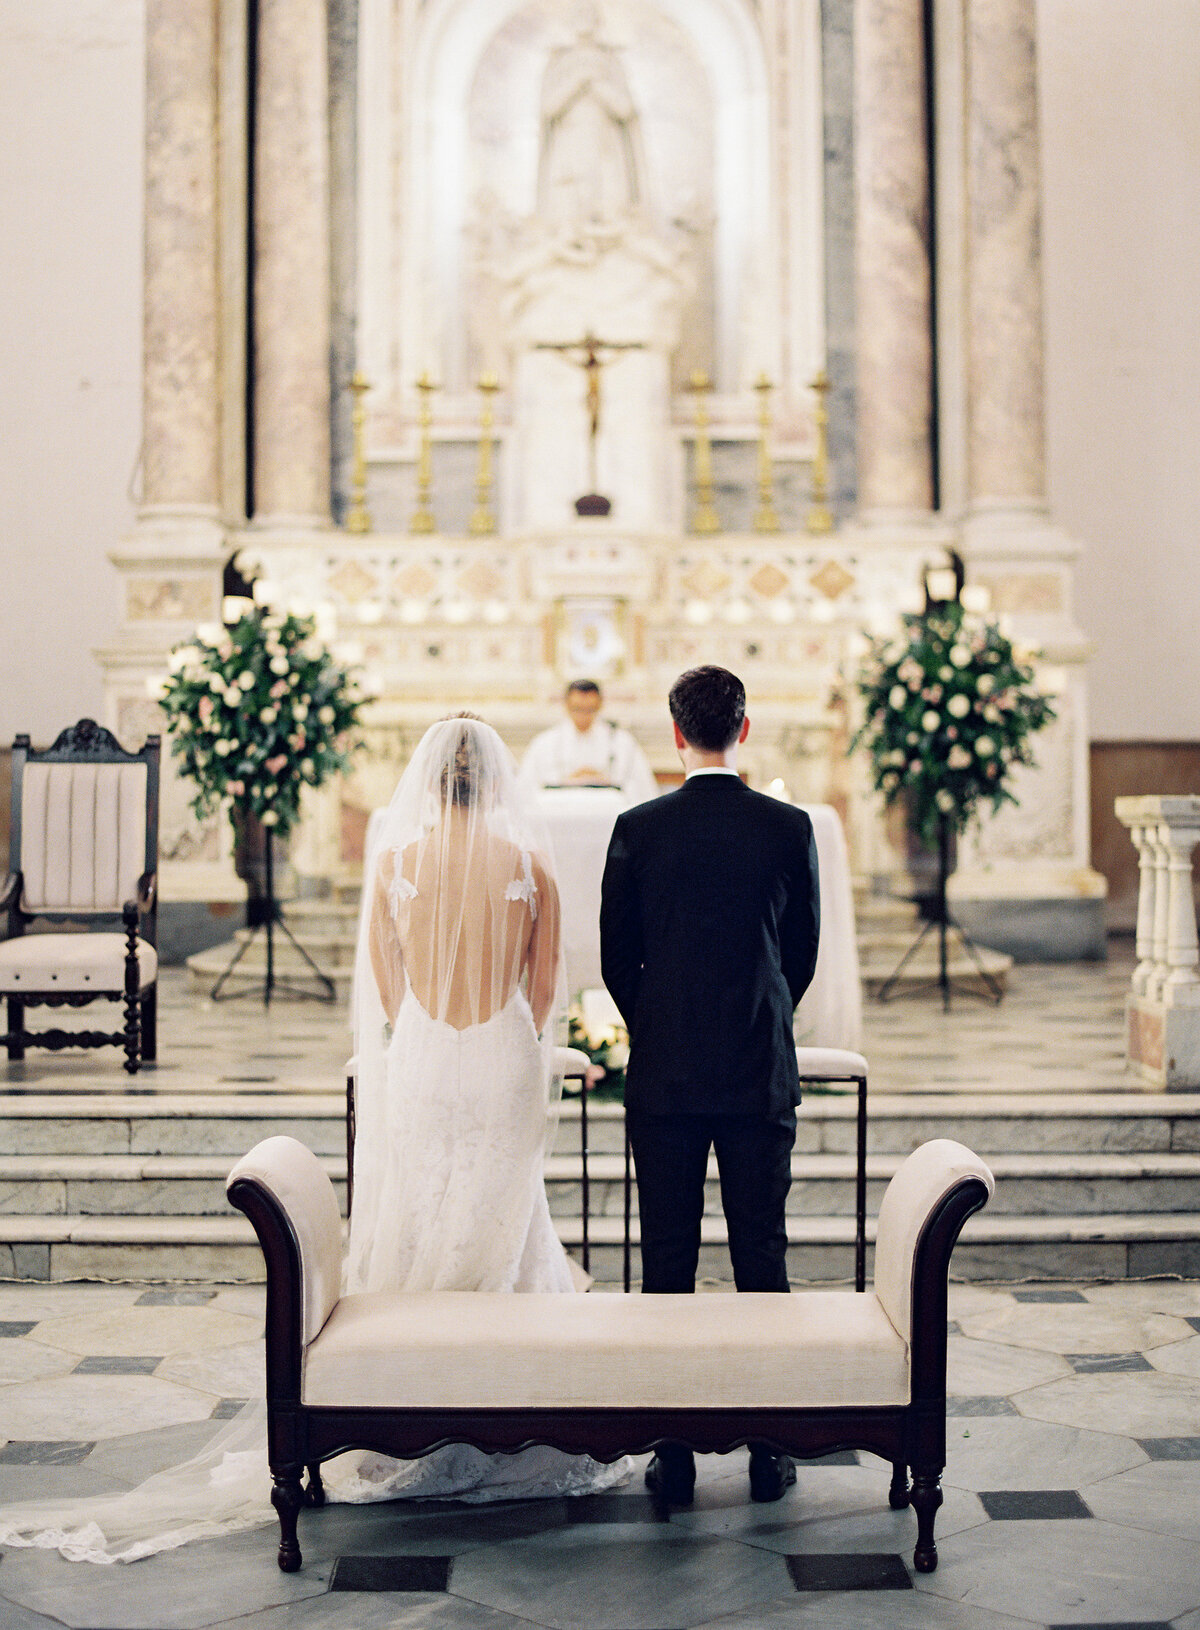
[369,813,561,1033]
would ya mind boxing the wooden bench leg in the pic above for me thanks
[305,1462,326,1507]
[888,1460,910,1509]
[911,1468,943,1572]
[271,1469,305,1572]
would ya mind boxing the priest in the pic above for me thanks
[519,680,659,806]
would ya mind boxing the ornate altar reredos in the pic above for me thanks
[98,0,1104,951]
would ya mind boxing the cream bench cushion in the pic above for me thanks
[302,1288,909,1412]
[0,933,157,992]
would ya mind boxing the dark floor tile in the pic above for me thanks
[1047,1624,1174,1629]
[1185,1315,1200,1334]
[211,1396,251,1420]
[1136,1435,1200,1460]
[1065,1352,1153,1374]
[330,1555,452,1592]
[565,1493,660,1523]
[945,1320,962,1335]
[947,1396,1019,1417]
[0,1321,37,1337]
[0,1440,95,1465]
[218,1074,278,1083]
[136,1289,216,1306]
[786,1553,912,1591]
[979,1489,1092,1520]
[73,1354,162,1375]
[1013,1289,1087,1303]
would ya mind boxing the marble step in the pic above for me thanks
[4,1150,1198,1219]
[3,1091,1199,1157]
[4,1210,1199,1284]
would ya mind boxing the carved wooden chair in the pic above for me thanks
[1,719,159,1075]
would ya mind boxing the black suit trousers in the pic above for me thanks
[626,1111,795,1294]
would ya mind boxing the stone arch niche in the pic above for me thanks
[356,0,826,533]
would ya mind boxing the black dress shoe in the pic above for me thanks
[644,1449,695,1507]
[748,1450,797,1503]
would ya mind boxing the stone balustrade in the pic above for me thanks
[1115,795,1200,1090]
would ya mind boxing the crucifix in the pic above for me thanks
[535,330,644,516]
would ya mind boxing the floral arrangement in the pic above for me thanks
[566,989,629,1101]
[853,599,1055,844]
[157,610,363,836]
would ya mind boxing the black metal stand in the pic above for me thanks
[211,832,336,1006]
[876,814,1003,1012]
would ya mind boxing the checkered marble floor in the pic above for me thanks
[1,1276,1199,1628]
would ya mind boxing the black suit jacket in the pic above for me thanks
[600,773,820,1124]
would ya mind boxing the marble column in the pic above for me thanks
[252,0,332,527]
[964,0,1045,512]
[141,0,222,518]
[853,0,934,518]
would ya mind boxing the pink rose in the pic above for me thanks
[289,733,306,752]
[228,780,244,796]
[197,695,213,724]
[270,680,288,699]
[266,754,287,774]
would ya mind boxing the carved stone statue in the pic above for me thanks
[537,4,644,230]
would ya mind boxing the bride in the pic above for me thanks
[0,716,626,1562]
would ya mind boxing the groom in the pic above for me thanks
[600,666,820,1507]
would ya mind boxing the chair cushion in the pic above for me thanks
[795,1047,868,1080]
[302,1290,909,1411]
[0,933,157,993]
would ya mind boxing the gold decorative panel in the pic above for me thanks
[393,562,438,599]
[808,559,856,601]
[681,560,732,599]
[975,572,1063,615]
[458,560,502,599]
[126,577,215,622]
[328,560,380,603]
[749,562,789,599]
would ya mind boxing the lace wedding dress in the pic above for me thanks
[0,718,627,1562]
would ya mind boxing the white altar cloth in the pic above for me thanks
[793,803,862,1053]
[535,786,627,995]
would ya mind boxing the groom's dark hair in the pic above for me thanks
[669,666,746,751]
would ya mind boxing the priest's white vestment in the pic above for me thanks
[518,719,659,807]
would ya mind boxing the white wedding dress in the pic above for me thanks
[0,718,627,1561]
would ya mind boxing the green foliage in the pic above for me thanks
[567,1002,627,1103]
[852,601,1055,845]
[157,610,364,838]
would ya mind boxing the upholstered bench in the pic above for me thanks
[226,1136,992,1576]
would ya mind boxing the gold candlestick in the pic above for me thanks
[468,373,500,535]
[752,373,780,533]
[345,371,372,534]
[409,372,438,534]
[688,370,720,534]
[806,368,834,534]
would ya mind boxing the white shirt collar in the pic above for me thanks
[685,766,740,779]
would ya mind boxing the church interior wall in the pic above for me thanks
[0,0,143,746]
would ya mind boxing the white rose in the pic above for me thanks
[208,673,225,692]
[947,693,970,718]
[975,735,995,757]
[260,706,277,724]
[908,759,923,775]
[949,645,971,667]
[261,810,278,826]
[935,789,955,812]
[889,685,908,710]
[213,739,233,757]
[606,1041,629,1070]
[938,665,953,682]
[948,744,971,769]
[906,731,918,745]
[921,710,940,732]
[294,701,309,720]
[983,703,1001,723]
[318,705,336,725]
[976,673,995,695]
[300,759,315,777]
[269,655,289,676]
[238,671,256,690]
